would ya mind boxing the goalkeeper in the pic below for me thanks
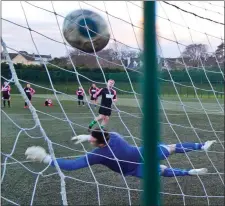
[25,128,216,178]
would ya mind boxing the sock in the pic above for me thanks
[78,101,80,106]
[175,142,204,153]
[8,100,10,107]
[163,168,190,177]
[89,120,97,128]
[3,100,6,107]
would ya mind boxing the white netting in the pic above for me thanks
[1,1,224,206]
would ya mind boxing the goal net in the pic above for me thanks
[1,1,224,205]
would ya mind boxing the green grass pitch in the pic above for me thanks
[1,95,224,205]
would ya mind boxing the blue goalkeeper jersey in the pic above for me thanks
[51,133,169,177]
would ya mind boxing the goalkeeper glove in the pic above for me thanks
[71,134,91,144]
[25,146,52,164]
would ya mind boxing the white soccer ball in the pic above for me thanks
[62,9,110,53]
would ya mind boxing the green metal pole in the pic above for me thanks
[143,1,160,206]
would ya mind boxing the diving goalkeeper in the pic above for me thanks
[25,128,216,178]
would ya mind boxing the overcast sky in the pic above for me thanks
[2,1,224,58]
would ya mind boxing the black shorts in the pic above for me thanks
[2,94,10,100]
[26,95,32,101]
[45,101,49,106]
[90,96,97,101]
[99,106,112,116]
[78,95,83,100]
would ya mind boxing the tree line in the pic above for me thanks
[49,42,224,70]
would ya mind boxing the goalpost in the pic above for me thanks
[143,2,159,206]
[1,1,224,206]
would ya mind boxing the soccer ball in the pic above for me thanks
[62,9,110,53]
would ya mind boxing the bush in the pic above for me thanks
[1,63,223,85]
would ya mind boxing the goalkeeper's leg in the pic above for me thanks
[167,140,216,155]
[160,165,208,177]
[130,164,208,178]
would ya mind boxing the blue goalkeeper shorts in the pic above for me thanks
[129,164,161,179]
[158,144,170,160]
[139,145,170,160]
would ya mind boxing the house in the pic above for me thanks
[1,51,52,65]
[120,57,141,69]
[160,57,209,70]
[204,56,220,67]
[161,58,177,70]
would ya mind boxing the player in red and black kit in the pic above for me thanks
[44,99,53,107]
[1,82,11,108]
[88,83,99,109]
[24,84,35,108]
[76,86,85,106]
[88,79,117,131]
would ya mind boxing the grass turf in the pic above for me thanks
[1,95,224,205]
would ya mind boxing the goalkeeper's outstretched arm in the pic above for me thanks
[25,146,102,171]
[50,155,99,171]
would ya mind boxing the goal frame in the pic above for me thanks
[143,1,160,206]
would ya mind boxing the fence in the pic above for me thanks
[1,63,224,98]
